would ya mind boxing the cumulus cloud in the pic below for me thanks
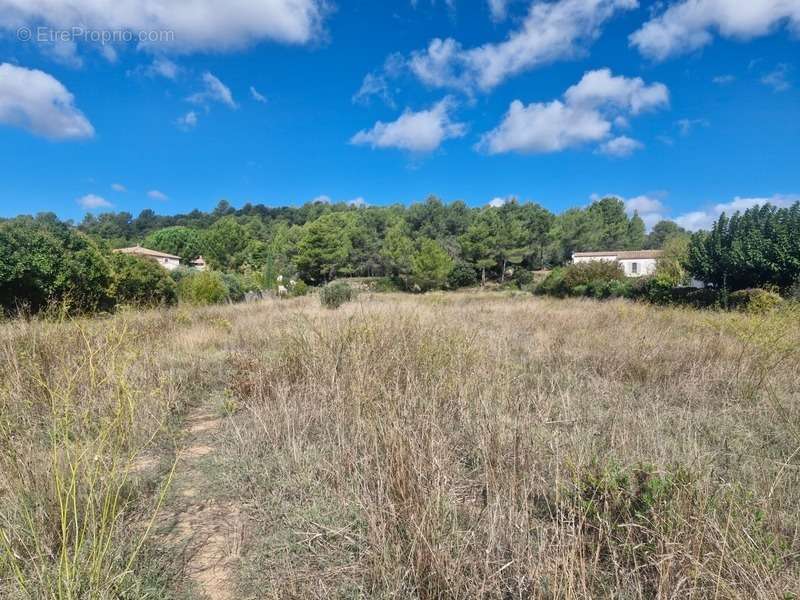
[630,0,800,61]
[408,0,637,93]
[310,194,367,206]
[479,69,667,154]
[564,68,669,114]
[351,97,466,153]
[480,99,610,153]
[0,0,328,54]
[250,86,267,103]
[77,194,112,210]
[188,72,237,109]
[675,194,799,231]
[148,189,169,201]
[0,62,94,139]
[597,135,644,157]
[111,183,127,192]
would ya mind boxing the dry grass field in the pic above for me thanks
[1,292,799,599]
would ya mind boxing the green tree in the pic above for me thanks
[144,227,203,264]
[0,216,113,314]
[646,220,688,249]
[202,216,251,270]
[459,215,498,285]
[380,220,415,280]
[686,202,800,290]
[109,253,177,307]
[411,238,453,291]
[295,213,353,282]
[626,211,646,250]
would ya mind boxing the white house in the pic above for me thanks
[572,250,663,278]
[114,246,182,271]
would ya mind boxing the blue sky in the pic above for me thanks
[0,0,797,229]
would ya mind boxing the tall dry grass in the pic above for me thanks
[213,293,800,598]
[2,293,798,598]
[0,306,236,599]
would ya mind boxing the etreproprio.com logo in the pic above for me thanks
[17,26,175,44]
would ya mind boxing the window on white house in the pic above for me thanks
[631,262,638,274]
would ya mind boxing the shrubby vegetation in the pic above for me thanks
[2,198,799,315]
[320,281,355,309]
[109,253,177,307]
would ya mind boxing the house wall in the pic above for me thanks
[155,257,180,271]
[618,258,657,277]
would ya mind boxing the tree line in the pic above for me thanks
[3,196,797,315]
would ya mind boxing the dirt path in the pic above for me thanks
[155,407,243,600]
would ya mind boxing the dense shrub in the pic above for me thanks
[535,268,567,297]
[729,288,783,314]
[109,254,177,307]
[320,281,354,309]
[0,216,113,314]
[511,268,534,287]
[537,262,625,299]
[369,278,403,293]
[290,280,309,297]
[447,262,478,289]
[177,271,228,305]
[562,261,625,289]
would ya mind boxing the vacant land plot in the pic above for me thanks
[1,293,799,599]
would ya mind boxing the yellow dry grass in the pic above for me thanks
[1,292,799,599]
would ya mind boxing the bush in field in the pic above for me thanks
[109,254,177,307]
[536,267,567,297]
[320,281,354,309]
[0,216,113,314]
[220,273,247,302]
[178,271,228,305]
[729,288,783,314]
[447,262,478,289]
[562,261,625,289]
[290,280,309,297]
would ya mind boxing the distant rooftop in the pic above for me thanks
[573,250,664,260]
[114,245,181,260]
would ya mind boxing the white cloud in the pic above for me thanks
[675,194,799,231]
[481,99,610,153]
[595,193,666,229]
[148,189,169,201]
[564,68,669,114]
[487,0,509,21]
[351,97,466,153]
[311,195,332,204]
[479,69,667,154]
[149,58,180,79]
[176,110,198,130]
[250,86,267,103]
[488,196,513,207]
[0,0,328,54]
[0,62,94,139]
[630,0,800,61]
[111,183,127,192]
[77,194,112,210]
[762,63,792,91]
[188,72,237,108]
[409,0,638,93]
[597,135,644,157]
